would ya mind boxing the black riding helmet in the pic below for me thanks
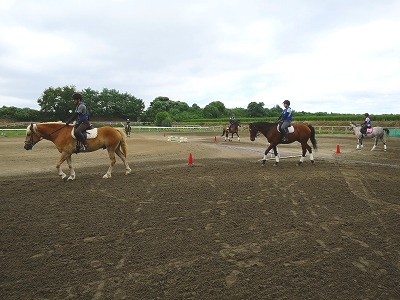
[72,92,82,100]
[364,113,369,117]
[283,100,290,106]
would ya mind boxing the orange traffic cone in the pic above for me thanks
[188,153,193,166]
[336,144,341,154]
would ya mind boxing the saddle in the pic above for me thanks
[366,127,373,134]
[276,124,294,133]
[70,127,98,140]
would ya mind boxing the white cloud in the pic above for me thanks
[0,0,399,114]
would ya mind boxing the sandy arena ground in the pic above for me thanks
[1,130,399,299]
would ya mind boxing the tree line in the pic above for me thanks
[1,85,398,125]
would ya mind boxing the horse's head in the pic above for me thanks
[348,122,358,132]
[248,123,258,141]
[24,123,41,150]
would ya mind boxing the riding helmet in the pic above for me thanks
[283,100,290,106]
[364,113,369,117]
[72,92,82,100]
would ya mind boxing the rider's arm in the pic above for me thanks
[66,112,78,125]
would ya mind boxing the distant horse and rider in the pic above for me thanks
[125,119,132,137]
[221,119,241,141]
[348,122,389,151]
[24,122,131,180]
[248,122,317,166]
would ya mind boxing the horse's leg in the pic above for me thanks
[382,136,387,151]
[306,143,314,164]
[236,132,240,141]
[66,156,76,181]
[297,143,308,166]
[371,137,378,151]
[261,144,276,166]
[56,152,71,180]
[115,147,132,175]
[103,148,117,178]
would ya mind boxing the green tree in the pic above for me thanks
[203,101,226,118]
[155,111,172,126]
[247,102,266,117]
[37,85,76,120]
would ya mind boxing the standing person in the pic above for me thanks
[360,113,372,136]
[277,100,293,142]
[66,92,90,152]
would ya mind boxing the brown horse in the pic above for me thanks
[221,120,241,141]
[24,122,131,180]
[248,122,317,166]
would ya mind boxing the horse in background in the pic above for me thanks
[248,122,317,166]
[24,122,131,180]
[221,120,241,141]
[348,122,389,151]
[125,123,132,137]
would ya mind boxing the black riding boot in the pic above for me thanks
[75,139,87,153]
[281,129,288,142]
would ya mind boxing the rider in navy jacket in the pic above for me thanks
[66,92,90,152]
[277,100,293,142]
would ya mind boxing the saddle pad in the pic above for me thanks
[71,128,98,139]
[276,124,294,133]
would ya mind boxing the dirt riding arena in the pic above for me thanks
[1,130,399,299]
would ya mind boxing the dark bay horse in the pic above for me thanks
[348,122,389,151]
[248,122,317,166]
[125,123,132,137]
[221,120,241,141]
[24,122,131,180]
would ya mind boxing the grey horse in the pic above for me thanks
[348,122,389,151]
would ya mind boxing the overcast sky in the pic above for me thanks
[1,0,399,114]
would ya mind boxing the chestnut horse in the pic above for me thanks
[221,120,241,141]
[248,122,317,166]
[24,122,131,180]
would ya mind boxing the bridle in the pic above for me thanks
[24,123,41,149]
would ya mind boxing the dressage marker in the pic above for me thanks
[167,136,188,143]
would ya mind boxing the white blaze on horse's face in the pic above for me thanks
[249,125,256,141]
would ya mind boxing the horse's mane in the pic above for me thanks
[253,121,276,127]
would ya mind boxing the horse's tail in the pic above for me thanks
[308,125,318,150]
[116,128,128,157]
[383,128,390,136]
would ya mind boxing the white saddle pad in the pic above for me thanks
[71,128,98,139]
[276,124,294,133]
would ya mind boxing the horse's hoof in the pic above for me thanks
[125,168,132,175]
[311,160,315,164]
[67,176,75,181]
[296,162,303,166]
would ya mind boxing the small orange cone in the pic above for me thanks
[188,153,193,166]
[214,136,217,143]
[336,144,341,154]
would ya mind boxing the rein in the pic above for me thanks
[49,124,68,136]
